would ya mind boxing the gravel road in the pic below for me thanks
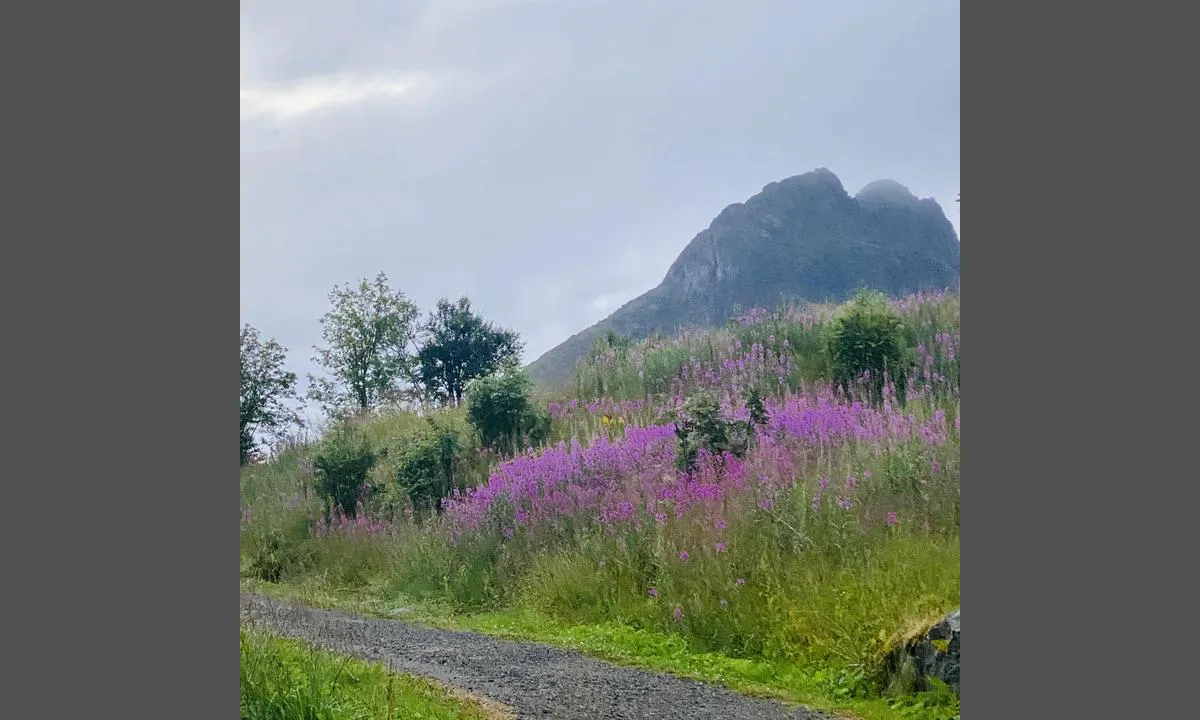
[240,592,835,720]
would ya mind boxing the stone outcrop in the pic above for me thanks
[881,609,960,696]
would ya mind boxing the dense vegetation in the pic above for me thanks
[240,278,961,720]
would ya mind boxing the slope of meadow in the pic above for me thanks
[240,290,961,720]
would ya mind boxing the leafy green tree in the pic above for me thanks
[465,362,550,455]
[307,272,421,416]
[824,290,913,406]
[239,325,301,464]
[416,296,523,406]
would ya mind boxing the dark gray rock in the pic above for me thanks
[882,609,960,696]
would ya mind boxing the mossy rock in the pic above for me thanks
[878,609,960,697]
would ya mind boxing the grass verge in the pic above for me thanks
[242,578,959,720]
[240,625,511,719]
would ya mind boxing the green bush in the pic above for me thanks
[390,418,464,516]
[312,424,376,518]
[242,507,314,582]
[672,391,760,473]
[824,291,913,406]
[465,363,550,455]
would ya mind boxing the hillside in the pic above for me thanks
[526,168,960,387]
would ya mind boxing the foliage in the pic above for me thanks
[824,290,913,406]
[240,290,962,720]
[312,424,377,518]
[389,417,466,516]
[242,508,315,583]
[417,296,523,406]
[308,272,421,416]
[464,363,550,455]
[672,391,759,473]
[240,325,302,464]
[239,628,491,720]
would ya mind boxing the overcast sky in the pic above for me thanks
[241,0,960,394]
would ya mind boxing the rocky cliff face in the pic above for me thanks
[527,168,960,387]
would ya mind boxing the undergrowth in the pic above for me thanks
[240,291,961,720]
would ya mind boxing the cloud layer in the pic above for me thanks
[241,73,434,123]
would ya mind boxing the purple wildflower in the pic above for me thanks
[735,577,745,586]
[673,605,684,622]
[836,495,852,511]
[715,542,727,553]
[679,550,690,562]
[887,511,899,527]
[818,475,830,490]
[648,587,659,599]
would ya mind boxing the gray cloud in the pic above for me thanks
[241,0,960,400]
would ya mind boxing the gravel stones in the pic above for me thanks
[241,592,833,720]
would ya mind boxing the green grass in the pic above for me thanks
[240,291,961,720]
[240,627,506,720]
[240,430,961,720]
[243,578,959,720]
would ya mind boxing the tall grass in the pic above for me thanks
[239,628,495,719]
[240,290,961,709]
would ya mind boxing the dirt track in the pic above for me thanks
[240,592,835,720]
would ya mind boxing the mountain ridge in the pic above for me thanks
[527,168,959,387]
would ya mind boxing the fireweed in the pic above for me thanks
[443,385,957,543]
[240,290,961,696]
[434,376,959,671]
[568,291,957,406]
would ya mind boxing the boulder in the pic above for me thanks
[881,609,960,696]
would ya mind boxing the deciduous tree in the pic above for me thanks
[416,296,522,406]
[239,325,301,464]
[308,272,420,416]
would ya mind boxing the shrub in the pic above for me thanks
[673,391,759,473]
[824,290,913,406]
[391,418,464,516]
[465,363,550,455]
[242,507,314,582]
[312,423,376,518]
